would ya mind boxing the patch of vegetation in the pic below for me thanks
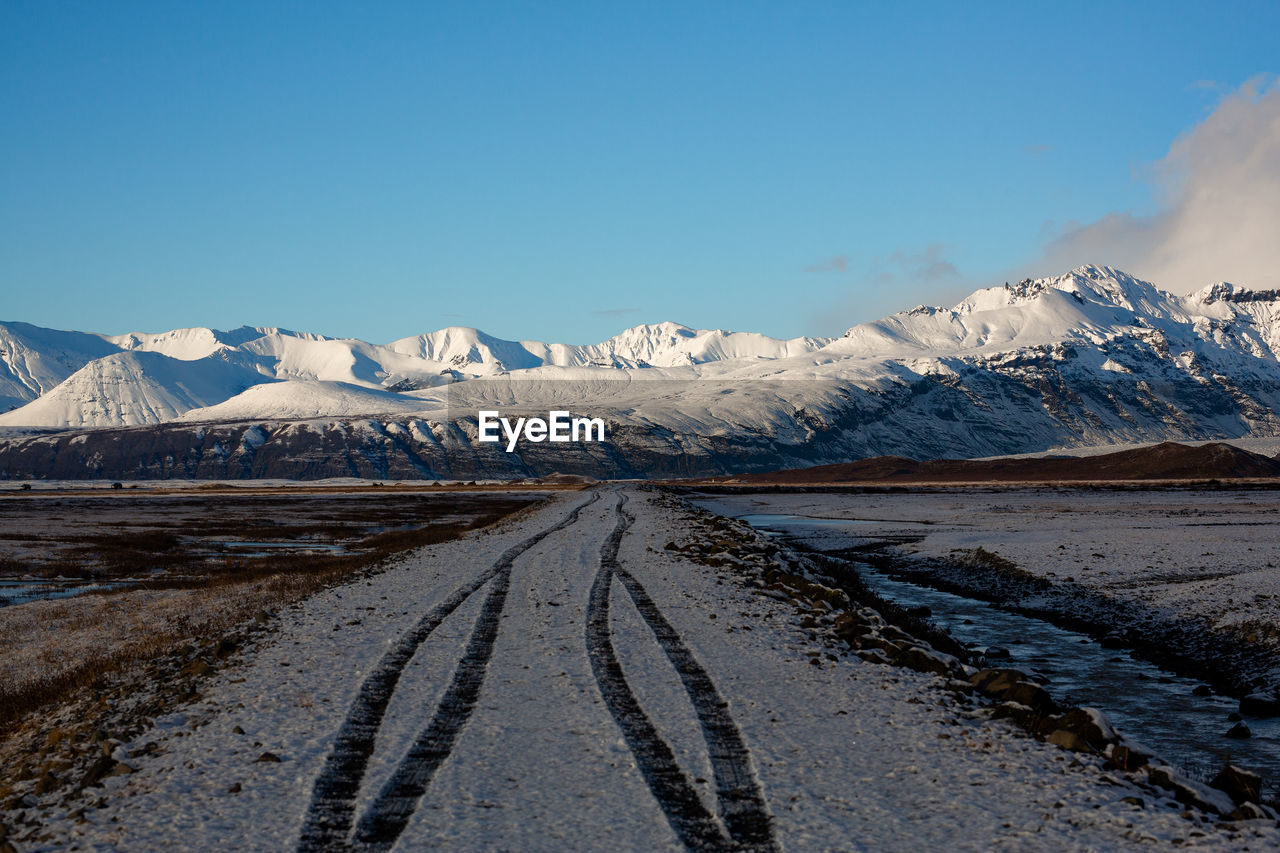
[0,493,540,733]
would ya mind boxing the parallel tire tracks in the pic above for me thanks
[298,493,599,852]
[586,494,778,852]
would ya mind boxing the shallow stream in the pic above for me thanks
[0,578,136,607]
[738,511,1280,795]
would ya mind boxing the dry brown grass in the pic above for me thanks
[0,492,553,831]
[1,492,538,583]
[0,494,536,733]
[0,482,585,500]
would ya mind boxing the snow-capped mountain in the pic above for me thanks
[833,264,1280,360]
[0,350,269,429]
[5,265,1280,479]
[0,321,829,427]
[0,322,121,413]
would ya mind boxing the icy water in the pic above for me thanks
[0,539,352,607]
[740,512,1280,795]
[214,539,351,558]
[0,578,136,607]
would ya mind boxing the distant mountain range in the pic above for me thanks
[4,264,1280,479]
[0,320,829,427]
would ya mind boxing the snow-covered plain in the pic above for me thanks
[693,488,1280,642]
[17,487,1277,850]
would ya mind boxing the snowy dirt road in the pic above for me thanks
[29,487,1280,851]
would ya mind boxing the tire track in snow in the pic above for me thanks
[586,496,728,850]
[587,493,778,852]
[297,492,599,852]
[348,492,600,849]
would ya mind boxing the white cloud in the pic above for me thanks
[1041,75,1280,292]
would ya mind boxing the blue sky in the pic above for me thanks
[3,2,1278,344]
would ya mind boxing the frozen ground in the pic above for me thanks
[693,488,1280,638]
[10,487,1278,850]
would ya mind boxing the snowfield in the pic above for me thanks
[174,380,429,422]
[693,488,1280,647]
[14,487,1278,850]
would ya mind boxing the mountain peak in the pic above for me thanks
[841,265,1177,352]
[607,321,696,339]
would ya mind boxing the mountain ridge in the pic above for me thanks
[6,264,1280,479]
[0,319,831,426]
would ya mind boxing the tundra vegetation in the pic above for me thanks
[0,488,545,810]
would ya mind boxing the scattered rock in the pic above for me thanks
[1227,712,1243,722]
[1105,742,1153,772]
[128,742,159,760]
[1145,765,1233,815]
[1191,685,1212,697]
[1239,692,1280,716]
[232,725,245,735]
[905,605,931,618]
[969,668,1057,715]
[255,752,281,763]
[180,660,212,677]
[1209,765,1263,805]
[983,646,1012,660]
[880,625,916,644]
[892,647,957,678]
[1055,708,1117,750]
[855,648,892,666]
[1226,802,1272,822]
[1003,681,1057,716]
[989,701,1038,728]
[1099,634,1127,649]
[1047,729,1092,752]
[80,757,117,789]
[228,783,242,794]
[1225,722,1252,739]
[970,668,1031,694]
[32,770,59,796]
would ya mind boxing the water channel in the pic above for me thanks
[738,512,1280,795]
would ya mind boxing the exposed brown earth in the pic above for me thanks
[692,442,1280,485]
